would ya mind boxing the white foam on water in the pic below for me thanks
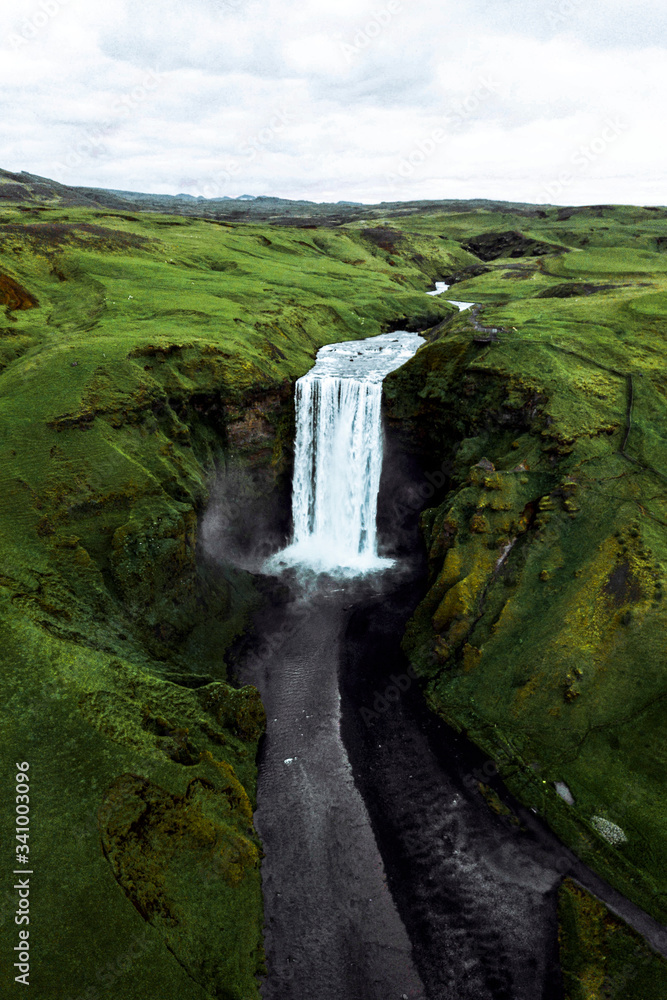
[426,281,475,311]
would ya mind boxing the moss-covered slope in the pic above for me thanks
[1,192,666,995]
[383,215,667,932]
[0,202,470,998]
[558,879,667,998]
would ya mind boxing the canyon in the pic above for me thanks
[0,182,666,998]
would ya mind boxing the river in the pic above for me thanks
[235,324,667,999]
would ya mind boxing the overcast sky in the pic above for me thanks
[1,0,665,205]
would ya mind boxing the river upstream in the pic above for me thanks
[235,325,666,999]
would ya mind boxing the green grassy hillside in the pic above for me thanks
[0,201,467,999]
[558,879,667,999]
[383,209,667,938]
[1,189,665,996]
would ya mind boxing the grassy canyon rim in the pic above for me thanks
[0,170,666,998]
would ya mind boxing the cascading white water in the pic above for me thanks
[291,376,384,562]
[266,330,424,575]
[427,281,475,311]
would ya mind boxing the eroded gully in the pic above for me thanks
[233,315,667,1000]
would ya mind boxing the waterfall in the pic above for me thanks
[292,375,384,564]
[266,330,424,575]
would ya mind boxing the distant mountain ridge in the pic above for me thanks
[0,166,565,226]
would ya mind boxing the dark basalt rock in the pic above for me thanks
[444,263,492,283]
[461,230,569,261]
[359,226,406,252]
[0,271,39,310]
[536,281,619,298]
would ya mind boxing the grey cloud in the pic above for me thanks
[0,0,664,205]
[458,0,667,48]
